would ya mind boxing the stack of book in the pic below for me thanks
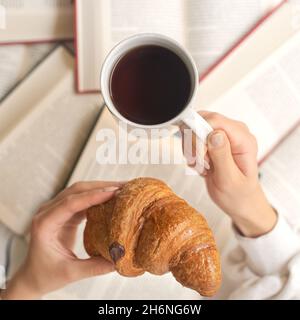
[0,0,300,299]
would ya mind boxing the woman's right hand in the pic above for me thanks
[181,111,277,238]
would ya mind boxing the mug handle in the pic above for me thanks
[181,108,213,143]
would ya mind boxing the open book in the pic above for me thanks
[0,0,73,44]
[45,1,300,299]
[0,47,103,235]
[260,125,300,229]
[197,0,300,161]
[75,0,282,92]
[0,43,56,101]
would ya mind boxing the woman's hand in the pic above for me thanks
[1,181,123,300]
[181,111,277,238]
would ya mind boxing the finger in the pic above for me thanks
[199,111,258,176]
[39,181,124,213]
[38,189,116,232]
[207,130,242,186]
[57,211,87,249]
[183,110,251,152]
[71,257,115,280]
[198,111,257,155]
[65,181,125,197]
[63,210,87,227]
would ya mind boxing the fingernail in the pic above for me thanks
[209,132,224,148]
[102,186,120,192]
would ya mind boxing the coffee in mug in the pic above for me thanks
[109,45,192,125]
[101,33,213,143]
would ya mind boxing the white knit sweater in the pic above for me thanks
[220,214,300,299]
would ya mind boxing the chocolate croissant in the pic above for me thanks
[84,177,221,296]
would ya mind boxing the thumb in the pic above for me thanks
[207,130,241,184]
[72,256,115,281]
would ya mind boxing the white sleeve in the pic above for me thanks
[0,223,13,290]
[0,224,12,268]
[226,214,300,300]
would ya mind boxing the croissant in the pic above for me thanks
[84,177,221,296]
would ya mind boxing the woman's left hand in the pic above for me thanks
[1,181,123,300]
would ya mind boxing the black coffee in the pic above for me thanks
[109,45,192,125]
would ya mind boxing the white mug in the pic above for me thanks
[100,33,213,143]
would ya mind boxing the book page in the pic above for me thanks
[104,0,184,45]
[0,47,103,235]
[196,1,297,108]
[184,0,283,74]
[45,108,229,299]
[0,43,55,101]
[260,125,300,229]
[76,0,184,92]
[203,30,300,161]
[0,0,73,43]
